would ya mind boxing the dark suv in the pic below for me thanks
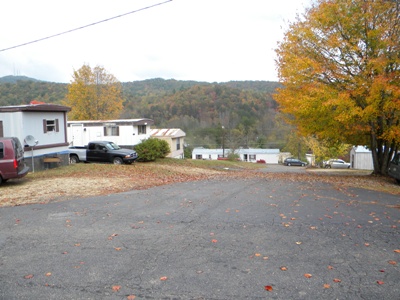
[0,137,29,185]
[283,158,307,166]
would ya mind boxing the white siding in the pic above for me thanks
[23,112,66,146]
[67,121,151,147]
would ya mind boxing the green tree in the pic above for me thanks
[64,64,123,120]
[135,138,170,162]
[275,0,400,175]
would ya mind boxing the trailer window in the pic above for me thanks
[104,126,119,136]
[43,119,59,133]
[138,125,146,135]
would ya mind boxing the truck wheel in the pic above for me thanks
[113,157,123,164]
[70,155,80,164]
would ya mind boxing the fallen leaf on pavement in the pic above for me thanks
[333,278,341,283]
[388,260,397,265]
[127,295,136,300]
[264,285,273,291]
[323,284,331,289]
[394,249,400,253]
[24,274,34,279]
[211,239,218,243]
[280,266,287,271]
[304,273,312,278]
[45,272,52,277]
[160,276,168,281]
[377,280,384,285]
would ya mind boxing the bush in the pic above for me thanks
[135,138,170,162]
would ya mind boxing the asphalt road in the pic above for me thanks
[0,167,399,299]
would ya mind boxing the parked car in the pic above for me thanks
[324,159,351,169]
[0,137,29,185]
[69,141,138,164]
[388,153,400,184]
[283,158,307,166]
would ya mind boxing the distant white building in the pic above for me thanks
[350,146,373,170]
[150,128,186,159]
[67,119,154,148]
[192,148,280,164]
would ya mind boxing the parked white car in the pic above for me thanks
[324,159,351,169]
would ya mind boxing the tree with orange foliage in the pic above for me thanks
[65,64,123,120]
[275,0,400,175]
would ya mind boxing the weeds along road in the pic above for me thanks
[0,171,399,299]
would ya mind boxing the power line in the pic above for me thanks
[0,0,172,52]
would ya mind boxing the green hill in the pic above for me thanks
[0,76,288,149]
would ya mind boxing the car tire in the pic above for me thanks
[287,163,291,166]
[301,163,305,166]
[325,165,331,169]
[69,155,80,164]
[113,157,123,164]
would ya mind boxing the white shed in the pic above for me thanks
[350,146,373,170]
[67,119,154,148]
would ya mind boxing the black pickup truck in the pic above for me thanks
[68,141,138,165]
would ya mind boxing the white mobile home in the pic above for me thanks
[67,119,154,148]
[192,148,280,164]
[0,103,71,171]
[150,128,186,159]
[350,146,374,170]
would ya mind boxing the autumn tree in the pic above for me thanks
[275,0,400,175]
[65,64,123,120]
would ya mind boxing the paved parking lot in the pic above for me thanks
[0,175,399,299]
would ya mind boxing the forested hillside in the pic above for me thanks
[0,76,290,149]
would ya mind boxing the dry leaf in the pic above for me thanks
[264,285,273,291]
[377,280,384,285]
[388,260,397,265]
[323,284,331,289]
[327,265,334,270]
[112,285,121,292]
[24,274,34,279]
[394,249,400,253]
[255,253,261,257]
[295,241,302,245]
[45,272,52,277]
[127,295,136,300]
[280,266,287,271]
[304,273,312,278]
[333,278,341,283]
[114,247,122,251]
[211,239,218,243]
[160,276,168,281]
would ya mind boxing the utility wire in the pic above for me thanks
[0,0,172,52]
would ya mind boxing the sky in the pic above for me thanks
[0,0,312,84]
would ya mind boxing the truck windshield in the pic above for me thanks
[106,142,121,150]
